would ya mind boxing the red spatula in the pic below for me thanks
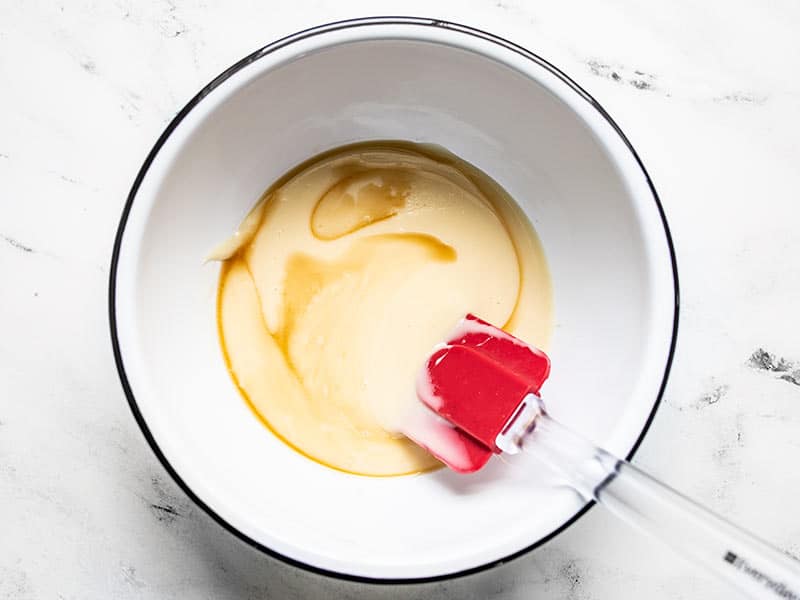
[404,314,800,600]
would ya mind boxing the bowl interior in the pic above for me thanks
[113,24,676,580]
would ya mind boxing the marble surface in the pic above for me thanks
[1,1,799,598]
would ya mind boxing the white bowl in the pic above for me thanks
[110,17,678,582]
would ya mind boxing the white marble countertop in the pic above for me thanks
[2,1,799,598]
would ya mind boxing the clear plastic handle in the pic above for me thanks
[520,403,800,600]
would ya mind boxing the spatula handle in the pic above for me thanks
[522,409,800,600]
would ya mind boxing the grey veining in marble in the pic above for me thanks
[1,1,799,598]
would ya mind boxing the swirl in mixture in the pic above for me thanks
[213,142,552,476]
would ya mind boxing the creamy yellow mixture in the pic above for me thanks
[212,142,552,476]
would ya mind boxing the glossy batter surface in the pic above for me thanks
[212,142,552,476]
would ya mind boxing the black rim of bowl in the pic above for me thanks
[108,16,680,585]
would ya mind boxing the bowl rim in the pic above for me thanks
[108,15,680,584]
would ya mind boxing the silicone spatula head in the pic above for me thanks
[403,315,550,473]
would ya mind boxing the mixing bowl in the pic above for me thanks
[109,16,678,582]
